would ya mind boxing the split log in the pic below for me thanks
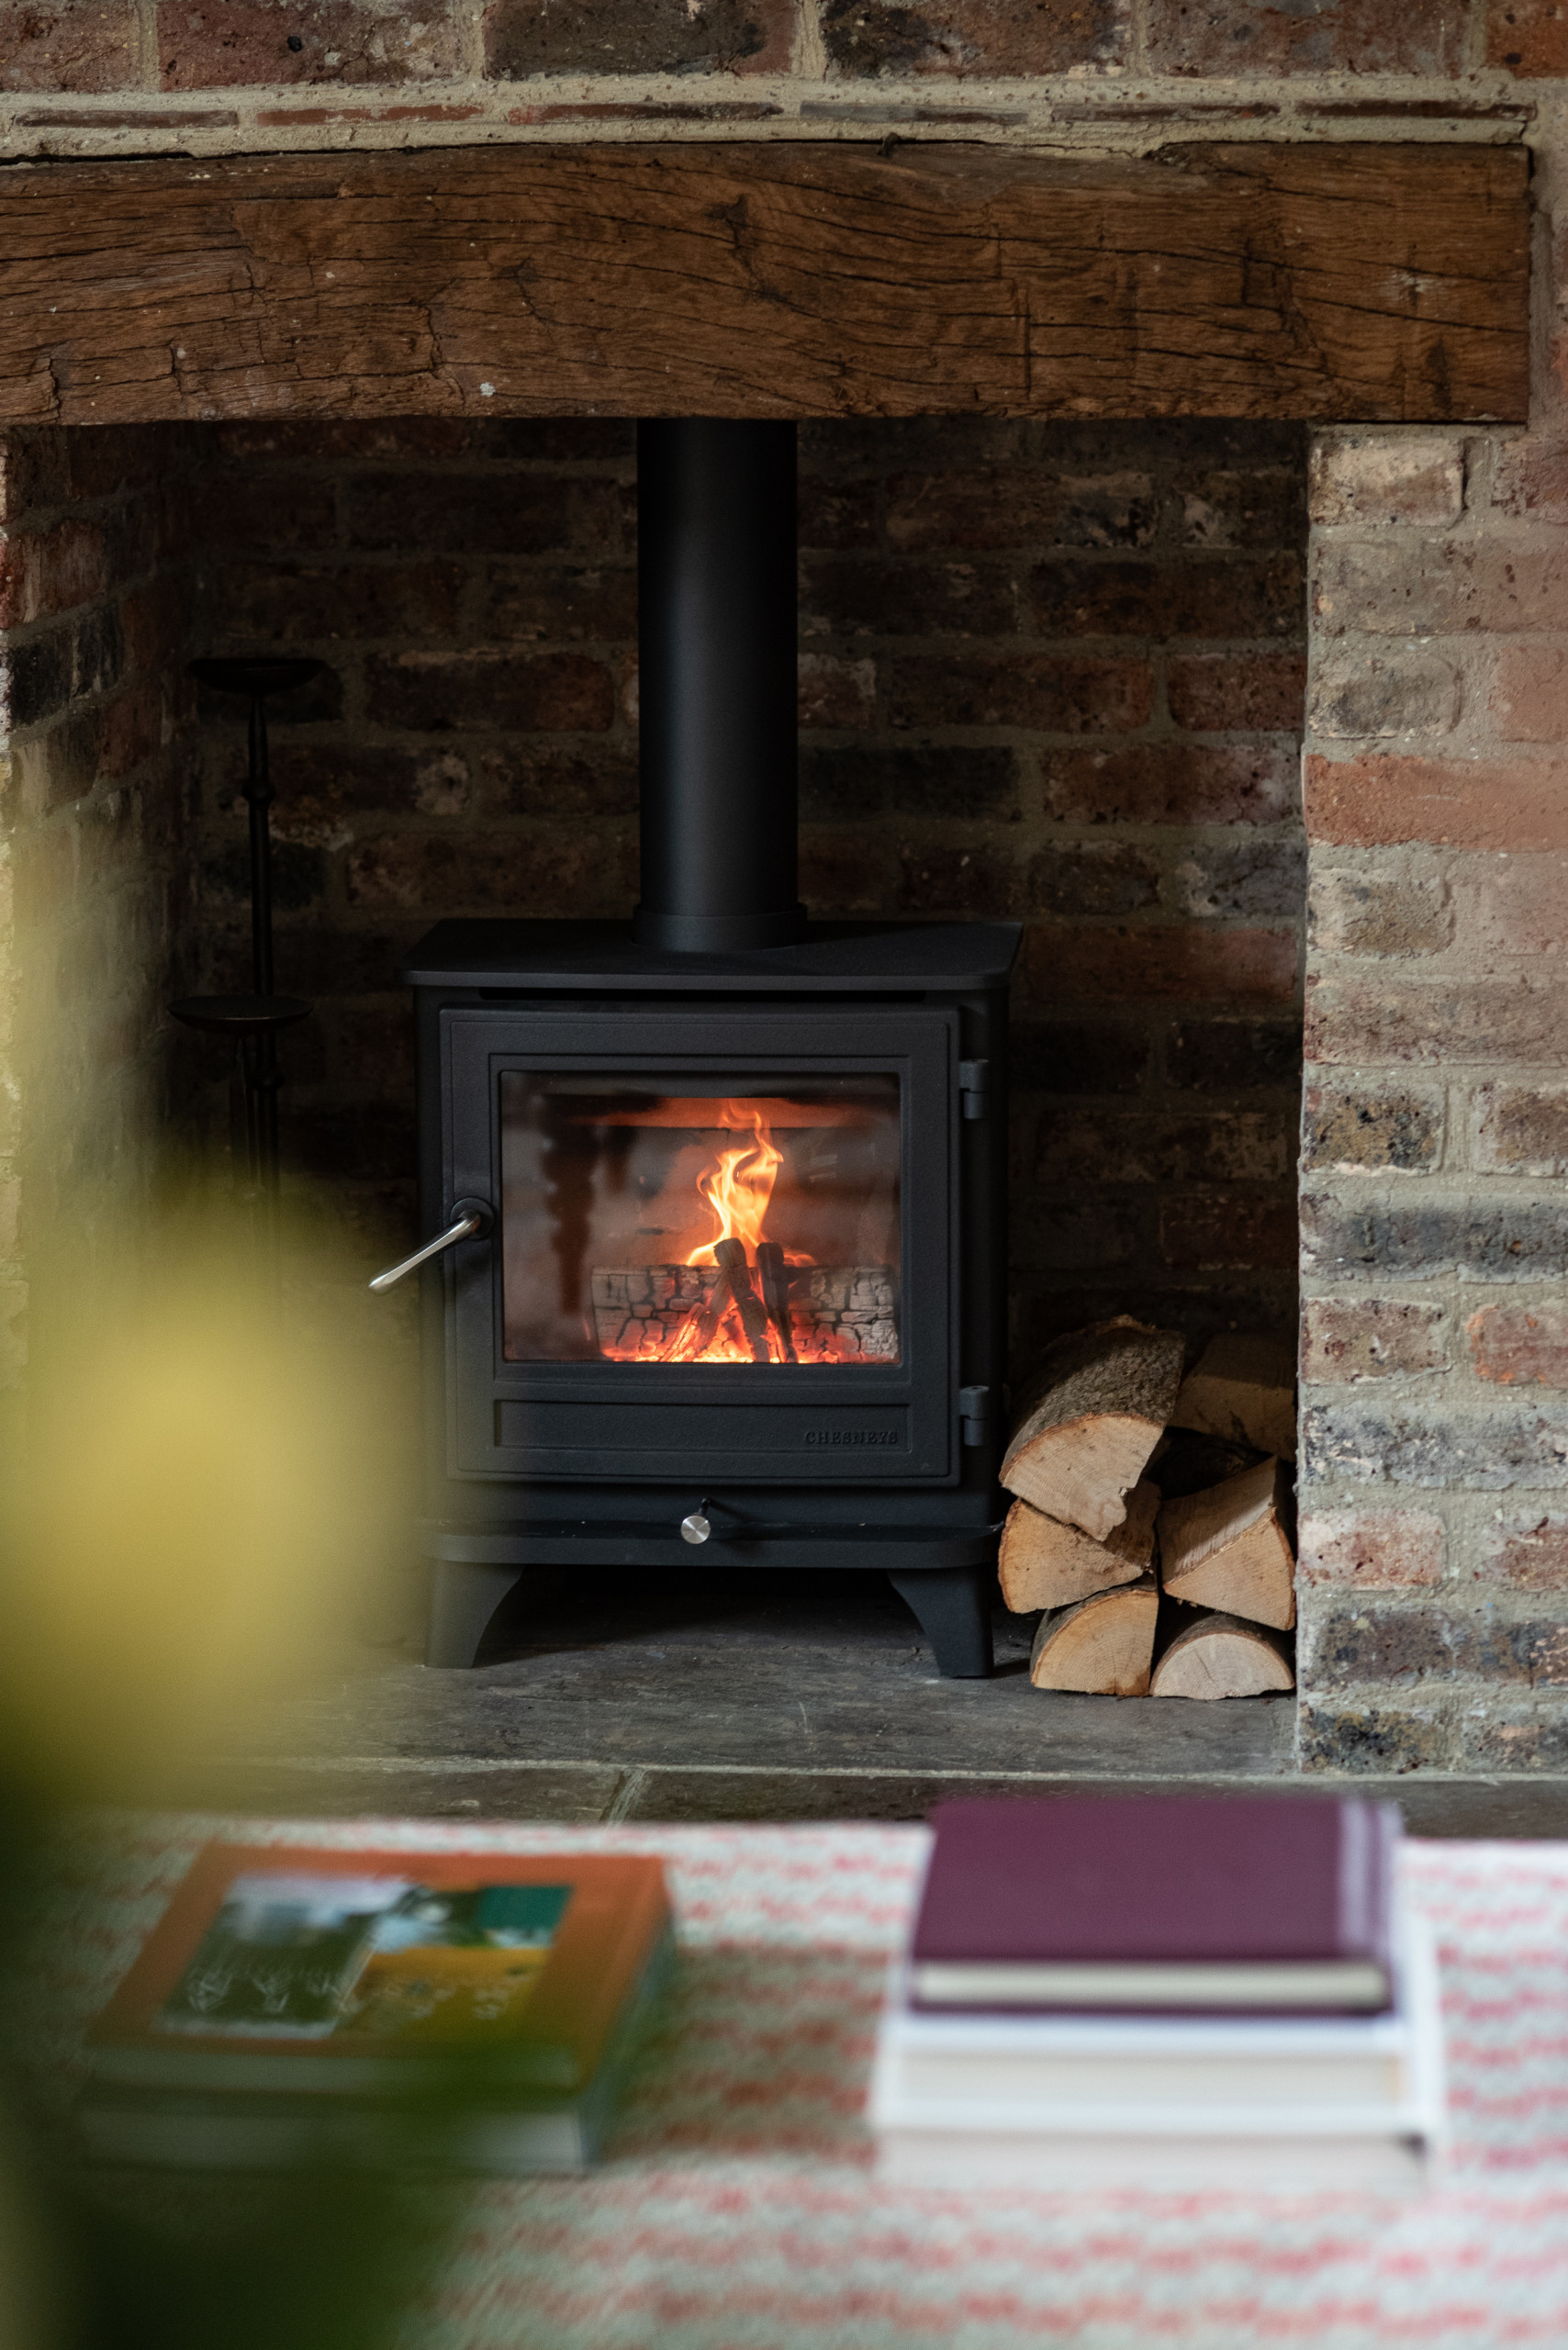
[756,1240,798,1364]
[1151,1615,1295,1699]
[1170,1331,1296,1461]
[1158,1458,1296,1631]
[1029,1575,1159,1696]
[999,1479,1160,1613]
[1002,1318,1184,1541]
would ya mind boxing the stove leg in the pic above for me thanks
[426,1561,523,1668]
[888,1566,994,1679]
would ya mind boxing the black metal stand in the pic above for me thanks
[172,658,321,1211]
[888,1566,995,1678]
[427,1561,525,1669]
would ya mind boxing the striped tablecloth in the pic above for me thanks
[30,1817,1568,2348]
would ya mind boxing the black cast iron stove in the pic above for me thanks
[380,420,1020,1676]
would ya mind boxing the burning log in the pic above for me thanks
[756,1239,798,1363]
[590,1264,898,1363]
[716,1235,771,1364]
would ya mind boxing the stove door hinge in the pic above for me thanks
[958,1384,994,1449]
[958,1058,990,1121]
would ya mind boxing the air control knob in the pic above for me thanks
[679,1510,711,1546]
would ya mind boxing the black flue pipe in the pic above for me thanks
[633,418,807,954]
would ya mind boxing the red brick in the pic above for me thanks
[797,655,875,730]
[1043,743,1297,827]
[344,828,636,916]
[1315,541,1568,637]
[1488,0,1568,72]
[1029,554,1303,639]
[1309,650,1460,743]
[887,655,1151,733]
[1470,855,1568,958]
[1148,0,1463,72]
[0,518,107,628]
[202,476,338,551]
[485,0,794,75]
[895,841,1026,919]
[0,0,140,90]
[1175,467,1304,550]
[1296,1509,1445,1588]
[799,825,894,914]
[1168,653,1305,733]
[1309,869,1451,957]
[1301,1297,1449,1383]
[820,0,1125,76]
[1303,1083,1442,1174]
[1305,974,1568,1067]
[1470,1303,1568,1387]
[1027,841,1159,916]
[1491,435,1568,522]
[1036,1108,1290,1186]
[1308,436,1465,529]
[802,554,1018,640]
[1473,1085,1568,1175]
[254,100,483,121]
[885,470,1155,553]
[1305,755,1568,853]
[158,0,465,86]
[1159,1192,1297,1271]
[1024,924,1297,1006]
[1490,646,1568,743]
[215,560,465,643]
[1477,1513,1568,1591]
[365,651,615,733]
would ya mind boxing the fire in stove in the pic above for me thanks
[498,1077,901,1367]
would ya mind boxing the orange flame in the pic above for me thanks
[685,1102,782,1269]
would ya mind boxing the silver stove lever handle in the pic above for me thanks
[369,1199,493,1293]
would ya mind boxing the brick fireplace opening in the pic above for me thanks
[0,129,1550,1778]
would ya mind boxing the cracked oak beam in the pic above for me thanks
[0,140,1529,427]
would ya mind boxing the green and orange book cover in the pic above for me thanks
[87,1844,672,2098]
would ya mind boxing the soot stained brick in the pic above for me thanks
[1026,841,1161,916]
[1304,1403,1568,1489]
[1296,1701,1446,1773]
[1303,1087,1442,1175]
[1301,1200,1568,1284]
[1029,554,1304,640]
[485,0,793,75]
[1173,837,1307,923]
[346,476,630,558]
[822,0,1126,75]
[1011,1023,1151,1096]
[1166,1018,1303,1094]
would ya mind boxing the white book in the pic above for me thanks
[871,1910,1447,2192]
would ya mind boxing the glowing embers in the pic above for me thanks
[593,1100,895,1364]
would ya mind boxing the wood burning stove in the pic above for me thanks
[374,421,1019,1677]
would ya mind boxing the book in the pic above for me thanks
[79,1842,672,2172]
[910,1796,1398,2012]
[873,1905,1448,2192]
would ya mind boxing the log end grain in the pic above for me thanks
[1150,1614,1295,1700]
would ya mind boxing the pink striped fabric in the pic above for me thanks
[31,1818,1568,2347]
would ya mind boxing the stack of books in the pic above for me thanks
[870,1795,1446,2189]
[76,1840,672,2173]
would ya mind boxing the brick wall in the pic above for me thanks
[1298,399,1568,1772]
[0,0,1550,159]
[186,414,1306,1373]
[0,425,202,1381]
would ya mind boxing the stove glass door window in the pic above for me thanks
[498,1075,901,1366]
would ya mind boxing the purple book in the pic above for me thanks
[909,1796,1399,2013]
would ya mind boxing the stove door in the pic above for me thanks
[440,1003,957,1483]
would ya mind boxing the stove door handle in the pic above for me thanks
[368,1198,494,1293]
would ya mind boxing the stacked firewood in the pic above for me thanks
[999,1320,1297,1701]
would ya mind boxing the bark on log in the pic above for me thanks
[1150,1614,1296,1699]
[1158,1457,1296,1631]
[1170,1332,1296,1460]
[1148,1427,1269,1502]
[1002,1318,1184,1540]
[0,143,1530,429]
[1029,1575,1160,1696]
[999,1478,1159,1613]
